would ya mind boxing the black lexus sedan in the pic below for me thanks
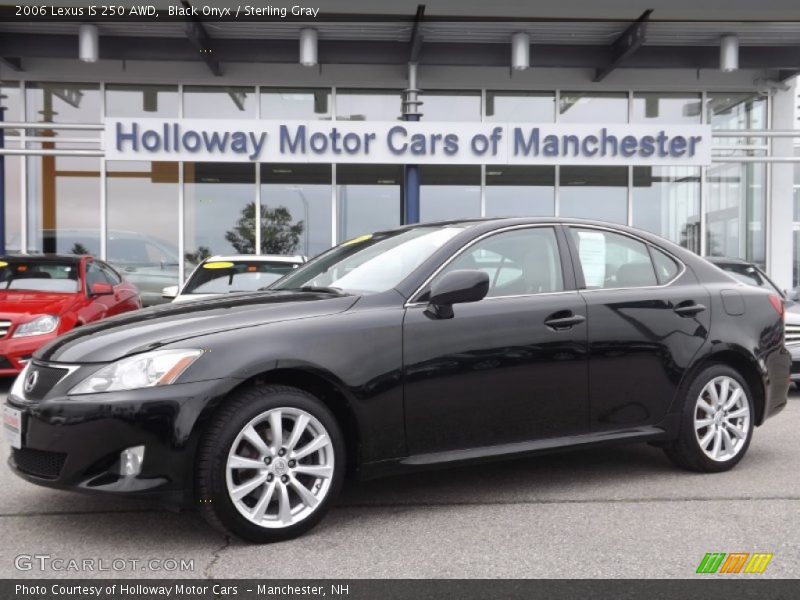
[3,218,790,543]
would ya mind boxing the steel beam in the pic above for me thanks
[409,5,426,63]
[594,10,653,82]
[0,33,798,71]
[180,0,222,76]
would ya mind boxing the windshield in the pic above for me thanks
[0,260,80,293]
[184,260,301,295]
[271,226,466,294]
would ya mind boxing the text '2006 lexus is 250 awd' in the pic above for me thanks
[3,218,791,542]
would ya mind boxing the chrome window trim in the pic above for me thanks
[404,223,567,308]
[404,222,688,308]
[565,223,687,293]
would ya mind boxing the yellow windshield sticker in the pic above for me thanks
[202,261,235,269]
[342,234,372,246]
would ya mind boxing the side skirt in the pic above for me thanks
[358,425,672,480]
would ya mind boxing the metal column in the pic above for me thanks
[402,63,422,224]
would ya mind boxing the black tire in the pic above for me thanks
[196,384,345,543]
[664,364,754,473]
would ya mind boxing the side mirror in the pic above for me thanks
[90,282,113,296]
[161,285,179,300]
[425,269,489,319]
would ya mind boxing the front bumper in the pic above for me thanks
[788,344,800,382]
[5,375,236,508]
[0,333,58,375]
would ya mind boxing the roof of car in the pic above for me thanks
[1,253,83,263]
[205,255,306,263]
[704,256,754,267]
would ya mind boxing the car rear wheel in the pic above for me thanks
[197,385,344,543]
[664,364,754,472]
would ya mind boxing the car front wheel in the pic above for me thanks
[664,364,754,473]
[197,385,344,543]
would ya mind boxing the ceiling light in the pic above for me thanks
[511,32,530,71]
[299,28,318,67]
[79,23,99,63]
[720,35,739,72]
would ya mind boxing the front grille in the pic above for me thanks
[21,364,70,401]
[12,448,66,479]
[0,320,11,338]
[785,324,800,345]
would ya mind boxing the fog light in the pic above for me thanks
[118,446,145,477]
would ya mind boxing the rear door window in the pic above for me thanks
[570,228,657,289]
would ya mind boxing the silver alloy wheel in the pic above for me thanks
[693,375,751,462]
[225,407,334,528]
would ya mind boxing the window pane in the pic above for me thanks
[1,81,22,122]
[26,156,101,254]
[1,83,22,251]
[559,92,628,124]
[261,88,331,120]
[707,92,767,146]
[337,164,401,240]
[485,91,555,122]
[424,91,481,121]
[632,166,700,252]
[260,163,332,258]
[107,161,180,305]
[631,92,701,124]
[336,89,401,121]
[439,228,563,296]
[651,248,680,284]
[26,83,100,139]
[485,166,554,217]
[420,166,481,222]
[184,86,256,118]
[559,166,628,224]
[184,163,254,263]
[570,228,657,289]
[106,84,179,118]
[706,162,766,266]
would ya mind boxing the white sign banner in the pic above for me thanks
[104,118,712,166]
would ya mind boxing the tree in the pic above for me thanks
[70,243,91,255]
[225,203,304,255]
[185,245,211,264]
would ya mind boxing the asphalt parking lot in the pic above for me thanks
[1,382,798,580]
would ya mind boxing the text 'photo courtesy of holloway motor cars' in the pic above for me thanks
[2,218,791,543]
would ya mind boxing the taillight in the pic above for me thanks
[768,293,785,320]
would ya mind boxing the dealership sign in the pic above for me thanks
[105,118,712,166]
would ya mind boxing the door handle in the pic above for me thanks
[544,311,586,330]
[673,302,706,317]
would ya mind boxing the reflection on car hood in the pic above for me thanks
[0,290,80,317]
[35,290,358,364]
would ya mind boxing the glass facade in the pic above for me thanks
[0,83,779,300]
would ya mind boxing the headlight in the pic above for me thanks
[13,315,59,337]
[69,348,204,395]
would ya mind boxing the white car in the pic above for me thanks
[162,255,306,303]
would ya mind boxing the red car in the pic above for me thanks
[0,255,142,375]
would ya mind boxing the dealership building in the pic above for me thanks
[0,0,799,298]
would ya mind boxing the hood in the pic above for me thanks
[172,293,217,304]
[0,290,80,321]
[36,290,359,364]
